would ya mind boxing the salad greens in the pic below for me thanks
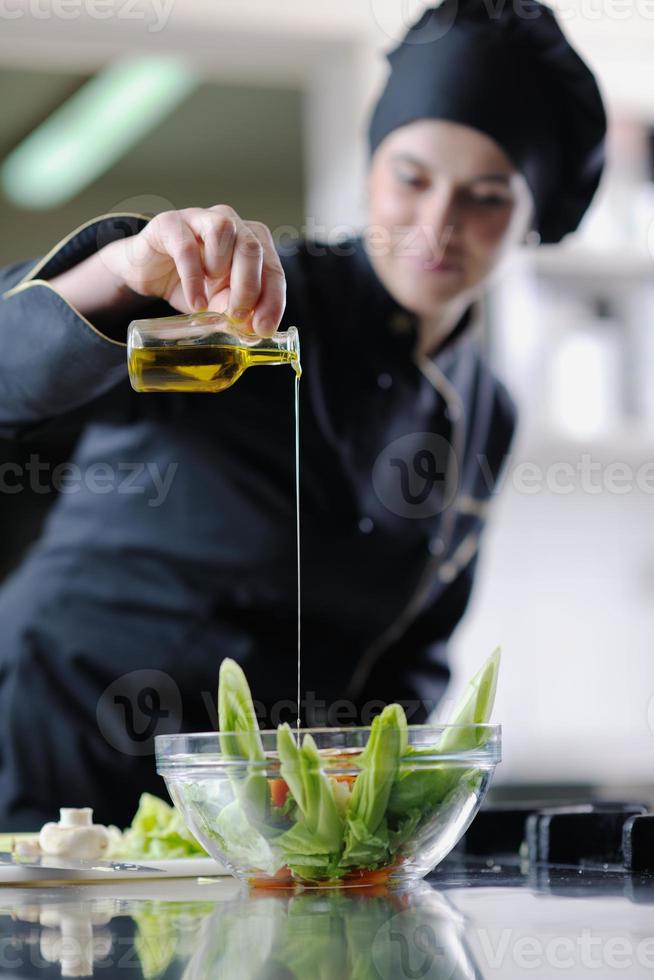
[388,647,501,817]
[131,901,216,980]
[184,887,476,980]
[435,646,500,752]
[276,724,344,878]
[218,658,270,826]
[110,793,207,861]
[198,649,500,882]
[341,703,409,871]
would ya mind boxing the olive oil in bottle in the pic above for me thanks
[128,342,300,393]
[127,312,300,394]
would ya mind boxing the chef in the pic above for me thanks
[0,0,605,829]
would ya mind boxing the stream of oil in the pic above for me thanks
[129,340,303,737]
[294,372,301,738]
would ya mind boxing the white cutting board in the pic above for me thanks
[0,856,230,884]
[0,836,230,884]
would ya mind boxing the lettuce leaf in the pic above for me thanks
[347,704,407,829]
[276,725,344,876]
[114,793,207,860]
[212,799,284,877]
[132,901,215,979]
[218,658,270,826]
[340,704,406,869]
[435,646,500,753]
[388,649,501,817]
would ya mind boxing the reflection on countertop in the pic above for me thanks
[1,856,653,978]
[0,877,472,979]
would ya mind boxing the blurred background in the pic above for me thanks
[0,1,652,797]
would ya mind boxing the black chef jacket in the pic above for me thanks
[0,214,515,829]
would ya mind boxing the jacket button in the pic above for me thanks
[377,372,393,390]
[428,536,445,556]
[389,311,414,334]
[358,517,374,534]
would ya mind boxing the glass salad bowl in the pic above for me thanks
[155,723,500,888]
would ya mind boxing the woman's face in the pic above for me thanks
[365,119,534,316]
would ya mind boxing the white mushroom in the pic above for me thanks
[38,808,111,860]
[14,837,42,859]
[38,903,113,978]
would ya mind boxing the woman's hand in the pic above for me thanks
[51,206,286,339]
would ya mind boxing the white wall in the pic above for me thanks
[451,432,654,785]
[449,244,654,786]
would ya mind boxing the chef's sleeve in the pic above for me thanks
[0,213,164,441]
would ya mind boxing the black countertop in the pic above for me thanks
[1,853,652,978]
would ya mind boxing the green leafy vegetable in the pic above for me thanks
[276,724,344,876]
[184,889,477,980]
[112,793,207,860]
[348,704,407,829]
[388,648,501,817]
[204,652,500,883]
[212,799,283,877]
[436,646,500,752]
[217,658,266,763]
[341,704,407,869]
[132,907,177,980]
[132,901,215,979]
[217,658,270,825]
[277,726,343,850]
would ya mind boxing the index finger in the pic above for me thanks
[237,221,286,337]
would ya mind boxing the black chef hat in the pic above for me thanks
[367,0,607,243]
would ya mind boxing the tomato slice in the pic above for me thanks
[269,778,290,808]
[249,866,294,890]
[332,773,356,785]
[342,855,404,887]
